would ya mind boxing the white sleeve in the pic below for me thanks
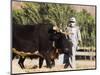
[77,27,82,41]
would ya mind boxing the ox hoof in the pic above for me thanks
[47,65,52,68]
[32,65,38,69]
[64,63,70,69]
[51,63,55,67]
[18,63,25,69]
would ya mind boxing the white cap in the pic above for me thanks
[69,17,76,22]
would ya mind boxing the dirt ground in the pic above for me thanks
[12,58,96,74]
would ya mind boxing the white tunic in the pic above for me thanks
[66,26,81,46]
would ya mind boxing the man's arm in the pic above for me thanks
[77,27,82,46]
[63,27,73,35]
[77,27,82,41]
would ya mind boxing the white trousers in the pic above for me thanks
[69,44,77,69]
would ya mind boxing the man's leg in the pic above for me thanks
[71,45,77,69]
[63,54,70,68]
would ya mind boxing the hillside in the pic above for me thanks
[70,5,96,17]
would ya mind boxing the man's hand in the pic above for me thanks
[78,40,82,46]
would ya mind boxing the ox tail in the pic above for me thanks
[12,48,43,58]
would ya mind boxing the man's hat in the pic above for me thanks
[69,17,76,22]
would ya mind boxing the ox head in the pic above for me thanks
[55,32,72,57]
[48,25,73,58]
[49,27,72,55]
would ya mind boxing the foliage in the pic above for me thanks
[76,9,96,47]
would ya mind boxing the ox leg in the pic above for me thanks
[18,56,25,69]
[45,57,52,68]
[39,57,52,68]
[40,53,52,68]
[51,59,55,67]
[39,57,44,68]
[46,60,52,68]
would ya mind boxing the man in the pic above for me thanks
[64,17,82,69]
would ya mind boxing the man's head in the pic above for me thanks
[69,17,76,27]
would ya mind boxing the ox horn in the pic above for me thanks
[53,25,63,33]
[53,25,59,31]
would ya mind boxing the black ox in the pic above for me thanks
[12,23,72,69]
